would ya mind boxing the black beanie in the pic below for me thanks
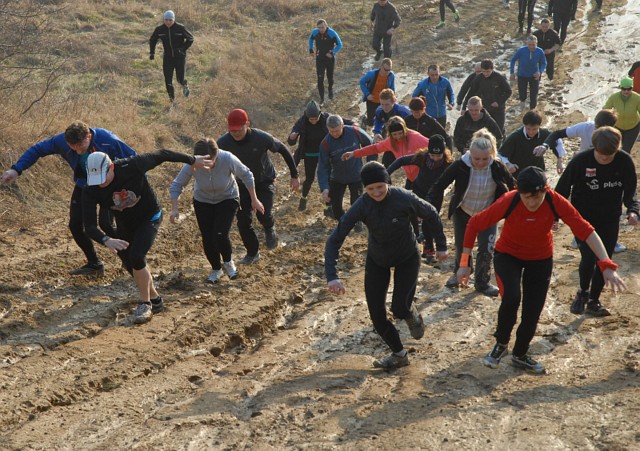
[428,134,446,154]
[517,166,547,192]
[361,161,391,186]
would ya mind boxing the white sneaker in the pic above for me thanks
[223,260,238,280]
[501,0,510,8]
[133,303,153,324]
[207,269,224,284]
[570,237,578,249]
[614,242,626,253]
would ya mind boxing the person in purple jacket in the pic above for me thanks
[0,121,137,276]
[510,35,547,111]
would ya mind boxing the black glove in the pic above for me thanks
[149,54,155,60]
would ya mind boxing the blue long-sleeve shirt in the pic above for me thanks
[373,103,412,135]
[359,69,396,102]
[11,128,137,188]
[510,46,547,77]
[411,76,455,119]
[308,27,342,56]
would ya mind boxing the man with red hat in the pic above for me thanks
[217,109,300,264]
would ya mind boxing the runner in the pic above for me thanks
[453,96,503,155]
[412,64,455,128]
[517,0,537,35]
[0,121,136,276]
[603,77,640,153]
[308,19,343,105]
[405,96,452,149]
[325,161,448,369]
[458,166,626,373]
[456,62,481,112]
[436,0,461,29]
[510,35,547,111]
[217,109,300,264]
[371,88,412,167]
[532,18,561,81]
[428,128,515,296]
[548,0,578,44]
[468,59,512,133]
[555,127,638,317]
[82,150,213,324]
[169,139,265,284]
[149,10,194,102]
[370,0,401,59]
[359,58,395,128]
[387,135,453,262]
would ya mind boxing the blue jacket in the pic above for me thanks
[317,126,373,190]
[11,128,137,188]
[373,103,412,135]
[359,69,396,102]
[510,46,547,78]
[308,27,342,57]
[412,76,455,119]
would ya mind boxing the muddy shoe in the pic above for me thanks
[324,206,335,219]
[182,83,190,97]
[422,247,436,264]
[405,304,425,339]
[445,273,459,288]
[454,10,460,22]
[298,197,308,211]
[223,260,239,280]
[239,253,260,265]
[374,50,382,61]
[570,290,589,314]
[476,284,500,297]
[354,221,364,233]
[585,300,611,317]
[133,302,153,324]
[483,343,508,369]
[70,261,104,276]
[150,297,164,314]
[206,269,224,284]
[265,227,279,249]
[373,352,409,369]
[511,354,545,374]
[436,21,446,29]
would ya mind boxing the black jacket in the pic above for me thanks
[325,187,446,281]
[453,110,503,152]
[288,112,353,163]
[456,72,478,109]
[548,0,577,16]
[469,72,512,111]
[150,23,194,59]
[404,113,453,149]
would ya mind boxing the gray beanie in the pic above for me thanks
[164,10,175,20]
[305,100,321,118]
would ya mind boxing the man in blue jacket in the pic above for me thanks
[308,19,343,105]
[510,35,547,111]
[0,121,137,276]
[359,58,396,128]
[412,64,455,128]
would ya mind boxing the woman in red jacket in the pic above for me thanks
[457,166,626,373]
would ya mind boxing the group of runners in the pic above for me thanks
[1,2,639,372]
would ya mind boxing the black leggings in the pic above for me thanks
[236,181,275,256]
[316,56,335,101]
[365,100,380,127]
[70,185,113,263]
[577,220,618,301]
[301,156,319,198]
[329,180,363,221]
[193,198,239,270]
[439,0,457,21]
[364,251,420,353]
[553,12,571,44]
[494,252,553,357]
[162,55,187,99]
[619,122,640,154]
[518,0,537,29]
[116,215,162,274]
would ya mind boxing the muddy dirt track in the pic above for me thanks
[1,0,639,449]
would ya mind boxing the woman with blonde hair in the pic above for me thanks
[342,116,429,189]
[428,128,515,295]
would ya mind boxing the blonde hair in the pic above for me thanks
[469,128,497,158]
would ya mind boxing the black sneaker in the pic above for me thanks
[483,343,508,369]
[328,88,334,100]
[374,50,382,61]
[585,299,611,317]
[405,304,424,339]
[182,84,190,97]
[239,252,260,265]
[373,352,409,369]
[265,227,279,249]
[150,297,164,314]
[70,261,104,276]
[570,290,589,314]
[298,197,307,211]
[353,221,364,233]
[324,206,335,219]
[511,354,545,373]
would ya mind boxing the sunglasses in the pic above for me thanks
[621,87,632,91]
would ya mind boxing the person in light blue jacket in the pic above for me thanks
[359,58,396,127]
[411,64,455,128]
[308,19,343,104]
[510,35,547,111]
[169,139,264,285]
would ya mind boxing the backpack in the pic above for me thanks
[503,191,559,220]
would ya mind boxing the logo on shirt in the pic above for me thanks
[587,179,599,190]
[111,189,140,211]
[585,168,596,177]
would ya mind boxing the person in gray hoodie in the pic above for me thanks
[169,139,264,284]
[370,0,401,60]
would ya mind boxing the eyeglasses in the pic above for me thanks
[621,87,632,91]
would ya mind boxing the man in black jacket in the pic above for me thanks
[370,0,401,59]
[149,10,194,101]
[533,18,562,81]
[548,0,578,44]
[453,96,503,154]
[469,60,512,133]
[218,109,300,263]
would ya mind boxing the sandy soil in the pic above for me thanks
[1,0,639,449]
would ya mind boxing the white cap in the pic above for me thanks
[163,10,175,20]
[86,152,111,186]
